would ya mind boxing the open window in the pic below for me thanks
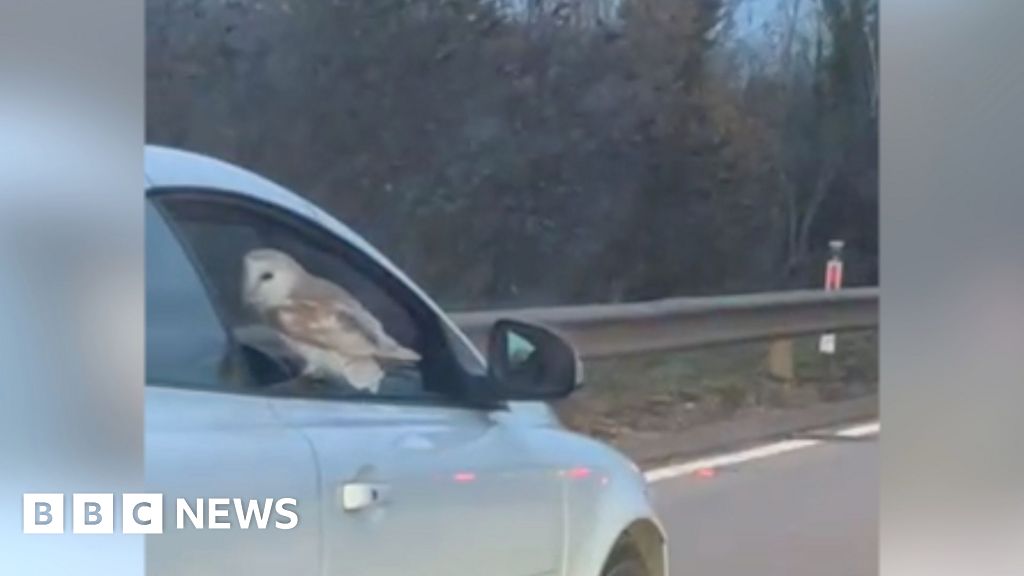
[149,189,481,404]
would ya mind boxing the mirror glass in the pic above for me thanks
[488,319,578,400]
[506,332,537,367]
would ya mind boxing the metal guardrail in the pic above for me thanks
[452,287,879,359]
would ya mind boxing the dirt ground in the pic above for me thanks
[553,331,878,448]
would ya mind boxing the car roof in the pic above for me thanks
[143,144,383,260]
[143,145,486,366]
[144,145,316,216]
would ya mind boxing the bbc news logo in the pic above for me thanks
[23,493,299,534]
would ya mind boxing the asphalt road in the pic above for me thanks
[651,435,878,576]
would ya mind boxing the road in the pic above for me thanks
[651,434,878,576]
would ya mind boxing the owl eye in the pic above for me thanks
[259,272,274,282]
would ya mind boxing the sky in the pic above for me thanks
[732,0,817,41]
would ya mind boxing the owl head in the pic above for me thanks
[242,248,304,311]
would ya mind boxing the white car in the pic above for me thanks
[144,145,667,576]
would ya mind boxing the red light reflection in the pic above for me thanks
[564,467,592,480]
[695,467,716,479]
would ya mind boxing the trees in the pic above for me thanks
[740,0,878,287]
[146,0,879,308]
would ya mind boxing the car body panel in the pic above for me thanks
[143,145,666,576]
[269,396,563,576]
[145,386,321,576]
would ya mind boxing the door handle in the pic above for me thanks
[338,482,390,512]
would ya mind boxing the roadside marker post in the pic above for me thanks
[819,240,844,354]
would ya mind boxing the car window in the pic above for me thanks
[150,190,472,403]
[145,200,231,388]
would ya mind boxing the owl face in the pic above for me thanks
[243,249,302,311]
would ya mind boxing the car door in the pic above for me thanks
[270,396,564,576]
[154,189,565,576]
[144,200,320,576]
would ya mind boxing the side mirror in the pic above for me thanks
[487,319,581,400]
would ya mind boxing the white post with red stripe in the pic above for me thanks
[819,240,844,354]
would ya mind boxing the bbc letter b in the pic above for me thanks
[73,493,114,534]
[23,494,64,534]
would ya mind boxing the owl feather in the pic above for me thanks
[241,248,420,393]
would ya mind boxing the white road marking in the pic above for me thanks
[644,421,880,483]
[834,421,881,438]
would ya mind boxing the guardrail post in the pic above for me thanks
[766,338,795,389]
[819,239,845,354]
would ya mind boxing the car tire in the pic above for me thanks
[601,542,648,576]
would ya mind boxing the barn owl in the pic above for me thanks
[241,248,420,393]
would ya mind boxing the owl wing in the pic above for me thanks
[265,299,380,358]
[294,275,421,362]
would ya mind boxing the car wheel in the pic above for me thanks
[602,542,648,576]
